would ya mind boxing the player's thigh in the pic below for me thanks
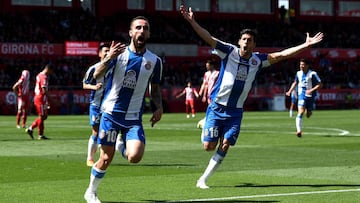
[98,114,120,146]
[122,125,145,157]
[202,110,222,143]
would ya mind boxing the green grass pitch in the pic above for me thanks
[0,110,360,202]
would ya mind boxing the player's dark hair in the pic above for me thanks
[130,16,150,30]
[240,29,257,43]
[45,63,53,70]
[300,58,310,65]
[98,43,110,52]
[206,59,215,66]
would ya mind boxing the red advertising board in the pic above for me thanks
[65,41,99,56]
[0,43,63,56]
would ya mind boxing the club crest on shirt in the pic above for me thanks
[145,62,152,70]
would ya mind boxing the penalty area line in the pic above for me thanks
[175,188,360,202]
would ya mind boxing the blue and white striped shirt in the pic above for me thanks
[211,41,270,109]
[101,47,162,119]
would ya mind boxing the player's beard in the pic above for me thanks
[134,35,147,49]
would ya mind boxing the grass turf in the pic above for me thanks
[0,110,359,202]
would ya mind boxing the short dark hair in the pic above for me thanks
[240,29,257,43]
[300,58,310,65]
[98,43,110,52]
[206,59,215,66]
[130,16,150,29]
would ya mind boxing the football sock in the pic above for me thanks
[87,135,98,160]
[88,166,106,193]
[296,114,302,132]
[199,149,226,182]
[289,110,293,117]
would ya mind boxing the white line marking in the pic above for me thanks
[307,127,350,136]
[175,188,360,202]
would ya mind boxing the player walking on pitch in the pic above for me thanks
[180,5,324,189]
[12,70,30,129]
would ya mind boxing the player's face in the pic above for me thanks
[299,61,309,72]
[129,19,150,49]
[238,33,255,57]
[205,62,212,70]
[99,47,110,60]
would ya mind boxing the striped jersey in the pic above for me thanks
[15,70,30,97]
[101,47,162,118]
[203,69,219,97]
[83,62,106,107]
[295,69,321,98]
[34,72,48,104]
[211,41,270,108]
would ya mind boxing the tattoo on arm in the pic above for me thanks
[150,84,163,111]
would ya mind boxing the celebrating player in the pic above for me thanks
[84,16,163,203]
[286,59,322,137]
[180,5,324,189]
[12,70,30,129]
[83,43,110,167]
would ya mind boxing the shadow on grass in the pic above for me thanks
[103,200,278,203]
[235,183,360,188]
[113,163,196,167]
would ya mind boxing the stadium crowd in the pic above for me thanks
[0,9,359,90]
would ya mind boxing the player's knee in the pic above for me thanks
[127,154,143,163]
[203,142,217,151]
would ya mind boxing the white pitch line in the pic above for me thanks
[308,127,350,136]
[175,188,360,202]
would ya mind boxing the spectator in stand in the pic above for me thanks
[176,81,199,118]
[286,59,322,137]
[25,64,53,140]
[12,70,30,129]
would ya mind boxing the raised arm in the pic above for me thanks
[268,32,324,65]
[180,5,217,48]
[93,41,126,79]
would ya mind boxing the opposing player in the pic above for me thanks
[25,64,53,140]
[197,59,219,128]
[83,43,110,167]
[84,16,163,203]
[176,81,199,118]
[180,5,323,189]
[12,70,30,129]
[286,59,322,137]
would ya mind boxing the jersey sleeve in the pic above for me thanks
[214,40,235,59]
[151,57,163,84]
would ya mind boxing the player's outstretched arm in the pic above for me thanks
[268,32,324,65]
[180,5,217,48]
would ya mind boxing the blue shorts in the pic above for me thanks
[202,103,243,146]
[291,95,297,103]
[297,96,314,111]
[98,112,145,146]
[89,105,101,126]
